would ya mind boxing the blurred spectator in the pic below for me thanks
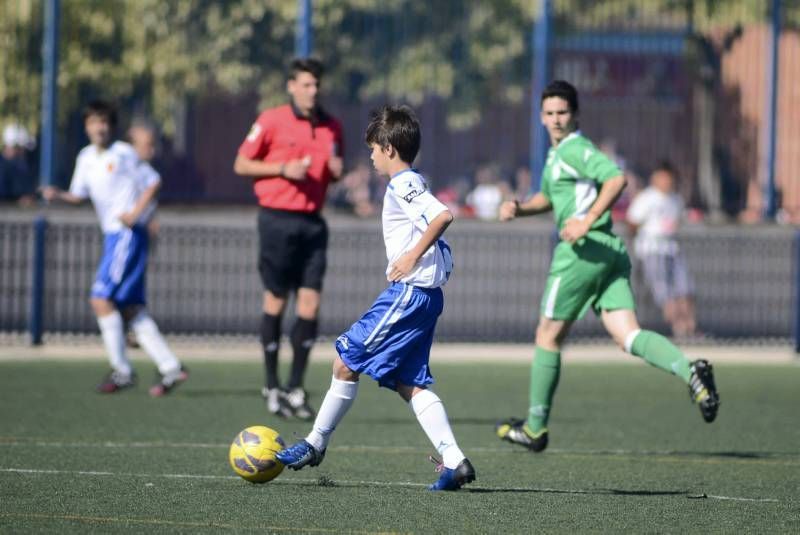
[513,165,532,200]
[627,162,698,338]
[329,160,384,218]
[434,175,472,218]
[466,163,510,221]
[599,138,642,223]
[0,124,37,206]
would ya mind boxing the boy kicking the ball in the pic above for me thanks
[277,105,475,491]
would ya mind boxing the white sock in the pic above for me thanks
[97,311,132,376]
[305,376,359,451]
[130,311,181,374]
[410,389,465,469]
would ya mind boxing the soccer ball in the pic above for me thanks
[228,425,286,483]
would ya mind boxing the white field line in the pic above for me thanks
[1,439,798,464]
[0,467,779,503]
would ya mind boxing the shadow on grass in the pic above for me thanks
[467,487,687,496]
[178,389,255,398]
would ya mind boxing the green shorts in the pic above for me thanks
[540,231,635,321]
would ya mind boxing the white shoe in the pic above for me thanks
[261,387,292,418]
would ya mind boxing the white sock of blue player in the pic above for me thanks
[409,389,465,469]
[97,311,132,376]
[305,376,359,451]
[129,311,181,375]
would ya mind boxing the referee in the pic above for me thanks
[234,58,344,420]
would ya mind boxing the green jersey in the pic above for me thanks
[540,132,621,234]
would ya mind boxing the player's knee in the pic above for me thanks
[332,356,358,381]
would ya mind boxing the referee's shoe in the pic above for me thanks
[262,387,293,418]
[285,387,316,421]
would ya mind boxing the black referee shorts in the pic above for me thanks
[257,207,328,296]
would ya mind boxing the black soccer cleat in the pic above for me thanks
[428,457,476,491]
[284,387,316,421]
[688,359,720,423]
[495,418,549,452]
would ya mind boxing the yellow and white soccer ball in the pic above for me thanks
[228,426,285,483]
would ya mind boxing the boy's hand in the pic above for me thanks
[327,156,343,179]
[560,217,591,243]
[40,185,60,202]
[118,212,137,228]
[388,251,419,282]
[498,200,518,221]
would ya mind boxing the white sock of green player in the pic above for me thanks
[129,311,181,375]
[409,389,465,469]
[97,311,132,376]
[305,376,359,451]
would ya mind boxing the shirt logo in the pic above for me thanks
[402,181,426,203]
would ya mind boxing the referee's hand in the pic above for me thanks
[283,158,311,180]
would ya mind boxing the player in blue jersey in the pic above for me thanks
[277,105,475,491]
[42,101,187,396]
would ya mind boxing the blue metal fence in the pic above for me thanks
[1,209,795,345]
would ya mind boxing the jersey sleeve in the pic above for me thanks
[563,143,621,185]
[237,112,272,160]
[138,162,161,189]
[626,190,652,225]
[391,174,449,224]
[68,152,90,199]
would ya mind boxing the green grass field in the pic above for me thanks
[1,359,799,533]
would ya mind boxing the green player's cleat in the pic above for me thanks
[689,359,720,423]
[495,418,548,452]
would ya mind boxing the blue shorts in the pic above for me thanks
[335,282,444,391]
[91,226,149,307]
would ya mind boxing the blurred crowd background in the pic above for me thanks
[2,0,799,224]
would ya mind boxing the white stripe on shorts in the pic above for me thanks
[109,229,132,284]
[544,276,562,319]
[364,284,414,352]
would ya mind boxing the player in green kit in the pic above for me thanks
[495,80,719,452]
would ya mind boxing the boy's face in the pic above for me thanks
[369,143,392,175]
[540,96,577,145]
[651,169,675,193]
[85,114,112,148]
[129,126,156,162]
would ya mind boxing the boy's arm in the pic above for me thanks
[119,181,161,228]
[498,192,552,221]
[560,174,626,243]
[40,186,86,205]
[388,210,454,282]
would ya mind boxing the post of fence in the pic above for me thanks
[794,231,800,354]
[30,217,48,346]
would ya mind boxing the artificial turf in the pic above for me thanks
[1,359,799,533]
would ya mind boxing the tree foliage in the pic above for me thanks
[1,0,794,136]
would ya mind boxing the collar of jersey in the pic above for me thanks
[555,130,581,149]
[390,167,417,180]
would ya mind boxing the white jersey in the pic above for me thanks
[626,186,684,256]
[382,169,452,288]
[69,141,160,233]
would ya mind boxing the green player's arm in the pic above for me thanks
[583,174,627,226]
[499,192,552,221]
[388,210,453,281]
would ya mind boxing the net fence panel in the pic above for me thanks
[0,215,793,344]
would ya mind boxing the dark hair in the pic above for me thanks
[653,160,676,176]
[541,80,579,114]
[288,57,324,80]
[82,100,117,127]
[364,105,421,164]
